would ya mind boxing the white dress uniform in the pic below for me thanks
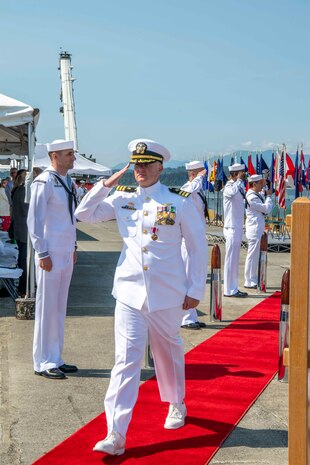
[244,189,273,287]
[27,166,76,372]
[75,179,206,438]
[180,174,207,325]
[223,178,245,296]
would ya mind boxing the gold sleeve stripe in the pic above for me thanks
[116,185,137,193]
[169,187,191,197]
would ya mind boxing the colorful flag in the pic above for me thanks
[203,160,214,192]
[278,151,286,208]
[202,161,208,190]
[240,156,248,172]
[306,159,310,186]
[300,148,306,187]
[270,151,275,192]
[294,150,301,199]
[247,154,256,175]
[256,153,260,174]
[209,160,217,182]
[285,152,295,188]
[216,158,227,184]
[260,153,269,173]
[274,149,281,195]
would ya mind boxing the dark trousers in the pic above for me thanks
[17,240,27,295]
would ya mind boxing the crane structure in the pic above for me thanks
[59,50,78,150]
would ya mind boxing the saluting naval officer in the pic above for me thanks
[27,139,78,380]
[75,139,207,456]
[223,163,248,298]
[244,174,273,289]
[180,160,208,330]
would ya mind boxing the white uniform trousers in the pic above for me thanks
[180,239,207,325]
[104,300,185,438]
[244,237,261,287]
[223,227,243,296]
[181,308,199,325]
[33,252,74,372]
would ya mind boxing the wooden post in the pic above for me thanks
[210,244,222,322]
[288,198,310,465]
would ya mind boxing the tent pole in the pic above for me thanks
[26,121,35,298]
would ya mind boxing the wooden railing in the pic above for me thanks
[285,197,310,465]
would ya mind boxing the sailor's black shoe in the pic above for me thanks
[181,322,201,330]
[59,364,78,373]
[35,368,67,379]
[224,290,248,298]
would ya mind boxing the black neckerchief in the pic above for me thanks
[53,174,77,224]
[238,187,249,209]
[197,191,210,221]
[246,191,265,204]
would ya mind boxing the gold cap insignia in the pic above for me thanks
[136,142,147,154]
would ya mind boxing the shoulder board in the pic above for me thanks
[169,187,191,198]
[116,185,137,193]
[33,179,46,184]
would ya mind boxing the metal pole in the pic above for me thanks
[210,244,222,322]
[258,231,268,292]
[278,268,290,382]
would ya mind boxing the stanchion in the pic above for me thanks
[258,231,268,292]
[278,268,289,382]
[145,332,154,369]
[210,244,222,322]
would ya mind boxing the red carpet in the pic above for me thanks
[33,293,280,465]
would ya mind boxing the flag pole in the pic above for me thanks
[207,154,210,217]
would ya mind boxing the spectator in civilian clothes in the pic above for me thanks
[11,170,28,295]
[5,167,17,208]
[0,179,10,231]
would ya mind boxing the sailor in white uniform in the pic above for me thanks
[75,139,207,456]
[244,174,273,288]
[223,163,248,298]
[180,160,208,329]
[27,139,78,380]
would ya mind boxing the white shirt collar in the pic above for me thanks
[137,180,162,196]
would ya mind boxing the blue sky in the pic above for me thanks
[2,0,309,166]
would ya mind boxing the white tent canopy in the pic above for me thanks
[0,93,40,299]
[0,93,39,158]
[34,144,112,176]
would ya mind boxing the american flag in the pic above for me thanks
[278,151,286,208]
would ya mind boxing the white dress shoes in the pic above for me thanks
[164,402,187,429]
[93,431,126,455]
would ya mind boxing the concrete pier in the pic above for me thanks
[0,221,289,465]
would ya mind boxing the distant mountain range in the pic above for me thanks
[112,159,184,170]
[112,150,310,171]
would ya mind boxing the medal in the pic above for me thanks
[156,204,176,225]
[151,227,158,241]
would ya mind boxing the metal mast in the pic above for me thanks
[59,51,78,150]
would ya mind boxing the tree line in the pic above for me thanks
[116,167,188,188]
